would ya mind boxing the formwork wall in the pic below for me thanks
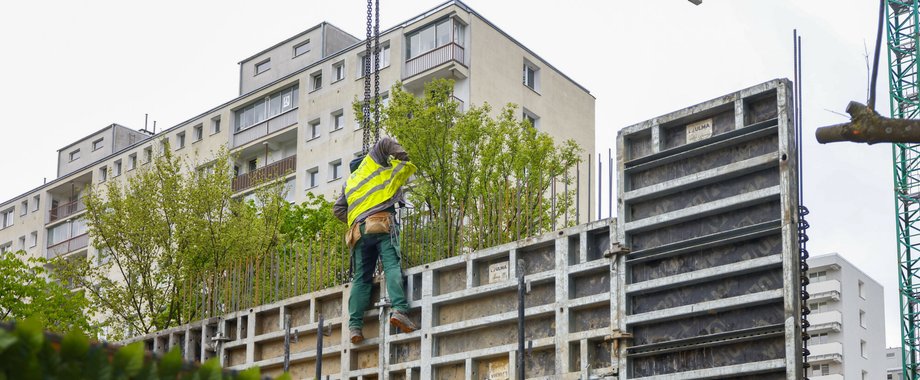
[615,79,801,379]
[126,79,803,380]
[127,219,619,380]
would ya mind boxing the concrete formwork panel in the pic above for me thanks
[126,219,617,379]
[616,79,801,379]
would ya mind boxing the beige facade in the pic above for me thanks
[0,0,595,269]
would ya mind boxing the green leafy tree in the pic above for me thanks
[354,78,581,258]
[280,192,347,244]
[57,143,290,340]
[0,318,292,380]
[0,250,94,335]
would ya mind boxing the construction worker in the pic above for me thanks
[333,136,419,344]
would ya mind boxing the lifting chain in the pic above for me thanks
[362,0,381,154]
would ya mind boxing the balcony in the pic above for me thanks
[810,375,843,380]
[809,279,841,301]
[809,310,842,332]
[232,155,296,193]
[808,342,843,363]
[48,198,85,224]
[232,108,298,148]
[404,42,465,80]
[47,233,89,259]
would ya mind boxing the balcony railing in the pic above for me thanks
[232,108,298,148]
[451,95,464,112]
[405,42,465,79]
[809,279,841,301]
[232,155,296,193]
[809,310,842,332]
[48,198,85,224]
[808,342,843,363]
[47,233,89,259]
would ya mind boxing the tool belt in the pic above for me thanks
[345,211,393,249]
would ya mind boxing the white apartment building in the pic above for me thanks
[0,0,595,269]
[806,253,885,380]
[887,347,903,380]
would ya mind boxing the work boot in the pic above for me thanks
[389,310,419,333]
[350,328,364,344]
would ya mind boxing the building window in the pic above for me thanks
[2,208,14,228]
[211,117,221,134]
[69,149,81,162]
[861,340,867,358]
[332,110,344,131]
[128,154,137,171]
[235,85,299,131]
[406,18,463,59]
[143,147,152,163]
[293,40,311,57]
[858,280,866,299]
[113,160,122,177]
[255,59,271,75]
[20,201,28,216]
[176,132,186,149]
[311,71,323,91]
[522,109,540,130]
[193,125,203,141]
[859,309,867,328]
[811,332,828,344]
[307,167,319,189]
[358,45,391,77]
[808,270,827,282]
[523,61,540,91]
[32,195,39,212]
[99,166,108,182]
[813,364,829,376]
[0,242,10,253]
[92,138,104,151]
[333,61,345,82]
[29,231,37,248]
[248,159,258,173]
[308,119,321,139]
[809,301,827,313]
[330,160,342,181]
[17,236,25,250]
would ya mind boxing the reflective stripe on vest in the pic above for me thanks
[344,155,416,226]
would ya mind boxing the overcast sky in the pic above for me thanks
[0,1,896,346]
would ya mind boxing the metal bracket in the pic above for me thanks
[604,242,630,258]
[374,297,391,309]
[604,330,634,353]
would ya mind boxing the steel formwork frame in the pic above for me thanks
[888,1,920,379]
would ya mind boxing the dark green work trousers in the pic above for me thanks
[348,222,409,330]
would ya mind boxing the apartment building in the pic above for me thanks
[887,347,903,380]
[806,253,885,379]
[0,0,595,268]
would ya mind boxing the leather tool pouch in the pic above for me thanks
[364,212,392,234]
[345,223,361,249]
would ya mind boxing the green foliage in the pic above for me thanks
[280,193,346,244]
[0,250,94,335]
[0,319,287,380]
[54,143,290,340]
[355,78,581,258]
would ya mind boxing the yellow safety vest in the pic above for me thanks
[344,155,417,226]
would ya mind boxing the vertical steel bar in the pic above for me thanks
[517,262,526,380]
[598,153,602,220]
[283,313,291,372]
[608,148,613,219]
[316,314,325,379]
[587,153,592,222]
